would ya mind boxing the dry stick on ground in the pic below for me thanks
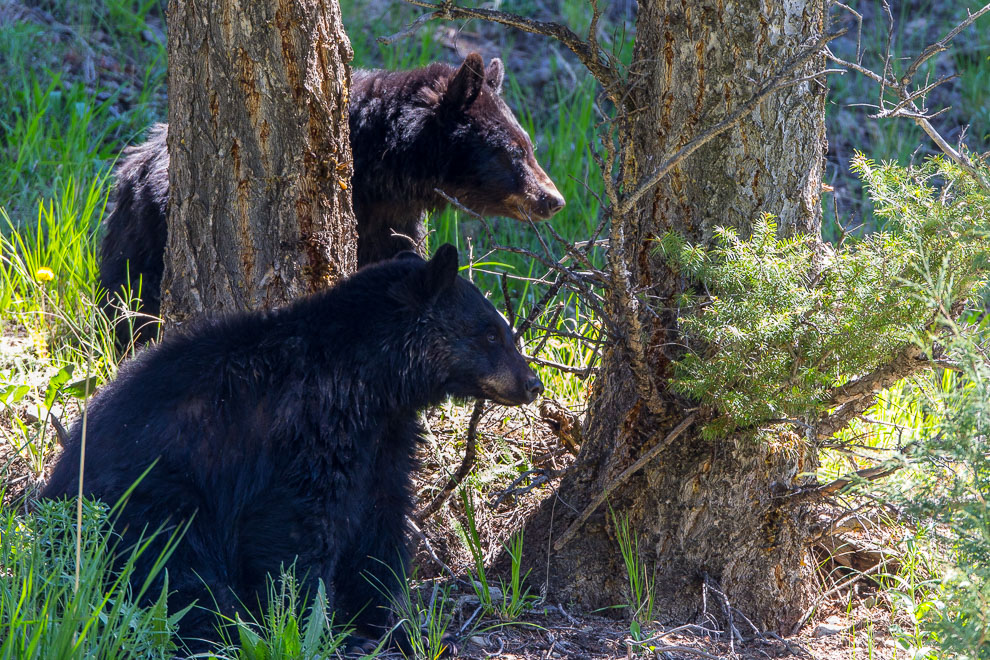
[552,413,697,552]
[626,645,725,660]
[790,561,887,635]
[703,574,742,652]
[490,467,566,509]
[407,516,458,579]
[414,398,486,521]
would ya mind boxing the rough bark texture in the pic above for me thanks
[528,0,828,632]
[162,0,355,324]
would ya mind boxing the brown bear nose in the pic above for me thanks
[542,191,565,216]
[525,375,544,400]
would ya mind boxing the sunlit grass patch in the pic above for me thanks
[0,498,183,659]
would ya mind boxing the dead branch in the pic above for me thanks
[528,356,591,375]
[626,646,724,660]
[903,3,990,82]
[415,399,485,521]
[786,460,907,504]
[553,413,697,552]
[826,3,990,190]
[407,516,457,578]
[499,271,516,330]
[817,346,930,439]
[514,277,564,339]
[395,0,621,96]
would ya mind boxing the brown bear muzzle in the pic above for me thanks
[501,161,565,222]
[526,160,565,219]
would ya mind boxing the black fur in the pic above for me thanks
[43,245,543,649]
[99,54,564,347]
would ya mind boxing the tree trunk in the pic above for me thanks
[162,0,355,324]
[531,0,827,632]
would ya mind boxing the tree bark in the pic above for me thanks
[530,0,828,632]
[162,0,355,324]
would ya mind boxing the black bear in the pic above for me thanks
[99,53,564,347]
[43,244,543,650]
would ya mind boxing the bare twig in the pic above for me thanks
[407,516,457,578]
[398,0,620,95]
[903,3,990,82]
[514,277,564,339]
[490,467,562,508]
[415,399,486,520]
[827,3,990,190]
[703,574,741,653]
[377,10,435,45]
[553,413,697,551]
[528,355,591,375]
[626,645,723,660]
[499,271,516,330]
[830,2,863,62]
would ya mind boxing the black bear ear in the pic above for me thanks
[390,244,460,308]
[486,58,504,94]
[423,243,460,294]
[445,53,485,110]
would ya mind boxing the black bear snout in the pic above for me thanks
[525,375,544,401]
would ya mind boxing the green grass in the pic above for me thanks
[211,572,352,660]
[0,498,184,659]
[0,0,165,224]
[609,506,656,639]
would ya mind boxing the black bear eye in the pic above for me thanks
[486,331,498,344]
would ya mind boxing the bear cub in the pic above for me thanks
[99,53,564,347]
[43,244,543,650]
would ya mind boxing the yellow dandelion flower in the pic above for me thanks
[35,267,55,283]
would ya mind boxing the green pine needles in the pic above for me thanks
[658,155,989,436]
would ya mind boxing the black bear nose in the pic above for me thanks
[525,375,544,400]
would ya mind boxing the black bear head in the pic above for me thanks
[434,54,565,223]
[392,244,544,406]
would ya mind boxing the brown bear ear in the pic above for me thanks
[423,243,460,293]
[445,53,486,109]
[486,58,504,94]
